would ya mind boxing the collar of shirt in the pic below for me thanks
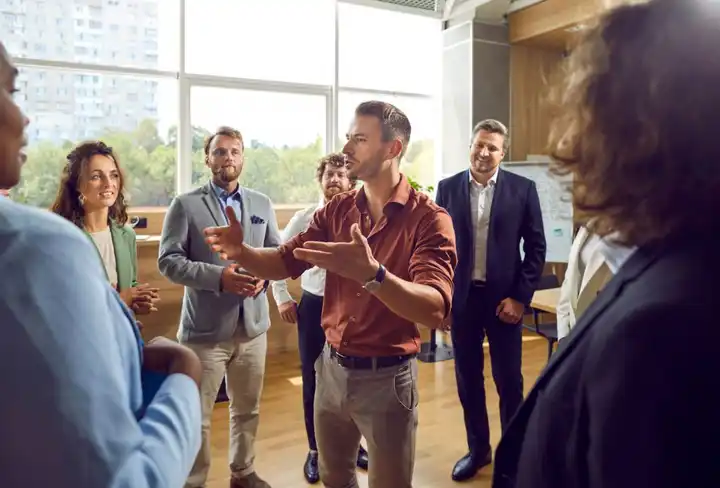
[353,174,411,216]
[210,180,241,201]
[469,167,499,189]
[596,232,638,274]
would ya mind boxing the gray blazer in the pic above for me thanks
[158,182,281,343]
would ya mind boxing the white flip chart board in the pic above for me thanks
[504,158,574,263]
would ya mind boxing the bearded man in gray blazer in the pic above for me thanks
[159,126,280,488]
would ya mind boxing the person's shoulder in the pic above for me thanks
[439,169,467,186]
[0,200,97,266]
[408,189,453,229]
[241,186,272,206]
[295,203,320,220]
[176,185,205,201]
[500,168,534,187]
[325,189,358,212]
[113,221,137,241]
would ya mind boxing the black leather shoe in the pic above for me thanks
[451,451,492,482]
[303,451,319,484]
[356,445,369,470]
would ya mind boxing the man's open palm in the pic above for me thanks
[293,223,378,284]
[204,206,244,261]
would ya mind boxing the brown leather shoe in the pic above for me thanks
[230,472,271,488]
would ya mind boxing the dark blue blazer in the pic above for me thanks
[435,169,546,317]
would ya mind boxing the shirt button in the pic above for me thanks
[356,292,361,297]
[342,341,349,346]
[349,316,356,322]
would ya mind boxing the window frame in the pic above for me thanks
[11,0,443,206]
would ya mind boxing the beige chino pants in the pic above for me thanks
[181,331,267,488]
[314,344,419,488]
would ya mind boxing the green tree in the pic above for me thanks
[11,119,437,208]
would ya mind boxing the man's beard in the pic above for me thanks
[214,166,239,184]
[323,185,345,201]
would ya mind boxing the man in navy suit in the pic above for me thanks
[435,119,546,482]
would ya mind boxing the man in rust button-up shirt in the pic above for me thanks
[278,176,455,358]
[204,101,457,488]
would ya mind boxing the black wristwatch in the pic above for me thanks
[362,263,386,292]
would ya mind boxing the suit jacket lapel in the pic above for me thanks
[487,168,505,259]
[111,223,133,290]
[240,190,252,244]
[535,243,662,387]
[201,182,226,227]
[569,226,590,311]
[459,170,472,241]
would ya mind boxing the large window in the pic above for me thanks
[190,87,327,204]
[6,0,442,208]
[13,67,178,208]
[3,0,180,71]
[338,91,438,188]
[185,0,335,85]
[338,2,441,94]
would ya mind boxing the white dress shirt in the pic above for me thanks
[272,197,327,305]
[556,228,638,339]
[470,168,499,281]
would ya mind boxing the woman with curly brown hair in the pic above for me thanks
[51,140,159,316]
[493,1,720,487]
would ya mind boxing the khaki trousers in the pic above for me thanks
[315,345,419,488]
[182,331,267,488]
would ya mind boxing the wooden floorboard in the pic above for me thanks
[204,335,548,488]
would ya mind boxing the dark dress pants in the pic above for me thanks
[297,290,326,451]
[451,284,524,457]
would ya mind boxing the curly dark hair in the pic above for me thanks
[547,0,720,247]
[315,152,358,187]
[50,141,128,228]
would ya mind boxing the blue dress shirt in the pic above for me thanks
[210,180,243,225]
[0,196,201,487]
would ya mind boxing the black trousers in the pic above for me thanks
[451,285,524,457]
[297,290,326,451]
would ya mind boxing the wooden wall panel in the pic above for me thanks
[508,0,603,45]
[509,45,563,160]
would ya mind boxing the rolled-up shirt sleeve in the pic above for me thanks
[408,208,458,319]
[277,203,330,280]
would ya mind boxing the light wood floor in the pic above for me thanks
[203,334,549,488]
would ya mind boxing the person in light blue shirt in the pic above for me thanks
[0,41,203,488]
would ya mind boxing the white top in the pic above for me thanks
[469,168,499,281]
[596,233,638,274]
[89,228,118,288]
[556,227,638,339]
[272,197,326,304]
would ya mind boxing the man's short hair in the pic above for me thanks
[355,101,412,160]
[316,153,358,187]
[204,126,244,156]
[471,119,509,152]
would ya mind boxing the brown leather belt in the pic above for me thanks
[328,345,414,370]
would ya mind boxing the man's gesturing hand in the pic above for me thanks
[292,223,379,284]
[204,206,244,261]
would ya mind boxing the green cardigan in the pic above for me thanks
[84,221,139,291]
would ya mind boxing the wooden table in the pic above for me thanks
[530,287,560,314]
